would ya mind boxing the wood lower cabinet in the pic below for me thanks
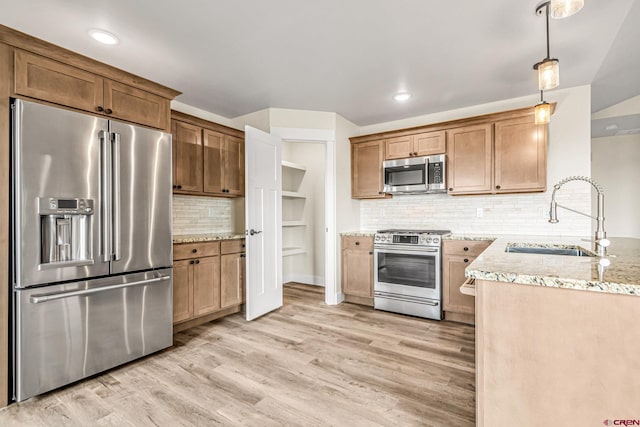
[351,140,386,199]
[14,49,170,130]
[172,239,245,331]
[220,239,246,309]
[442,239,491,324]
[341,236,374,305]
[172,112,245,197]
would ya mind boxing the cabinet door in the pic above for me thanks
[193,256,221,316]
[173,259,194,323]
[203,129,224,194]
[494,116,547,193]
[14,50,104,114]
[342,249,373,298]
[442,254,475,315]
[221,253,243,309]
[385,135,414,160]
[173,121,203,192]
[103,80,169,130]
[447,124,493,194]
[351,140,386,199]
[223,135,245,196]
[414,131,446,156]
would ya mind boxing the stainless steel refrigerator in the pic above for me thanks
[11,99,173,402]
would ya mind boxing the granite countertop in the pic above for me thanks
[445,234,497,241]
[340,231,376,237]
[173,233,245,244]
[466,235,640,297]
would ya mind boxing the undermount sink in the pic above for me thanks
[505,245,594,257]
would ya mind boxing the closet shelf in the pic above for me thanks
[283,247,306,257]
[282,191,306,199]
[283,220,306,227]
[281,160,307,172]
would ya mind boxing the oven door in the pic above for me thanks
[374,245,441,301]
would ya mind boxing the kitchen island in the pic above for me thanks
[466,236,640,427]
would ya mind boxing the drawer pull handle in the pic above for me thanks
[192,249,198,253]
[355,241,360,246]
[464,258,469,263]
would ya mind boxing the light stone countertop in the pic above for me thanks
[173,233,245,244]
[445,234,497,242]
[340,231,376,237]
[466,235,640,296]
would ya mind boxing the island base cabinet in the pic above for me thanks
[476,279,640,426]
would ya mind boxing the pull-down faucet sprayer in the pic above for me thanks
[549,176,609,256]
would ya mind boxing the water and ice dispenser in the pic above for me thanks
[39,197,94,265]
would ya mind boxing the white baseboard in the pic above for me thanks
[283,274,324,287]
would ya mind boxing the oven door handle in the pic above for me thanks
[374,247,439,255]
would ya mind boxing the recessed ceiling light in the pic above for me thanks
[89,29,119,45]
[393,92,411,102]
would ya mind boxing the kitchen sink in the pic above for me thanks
[505,245,594,257]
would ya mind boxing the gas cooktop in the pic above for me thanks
[377,229,451,235]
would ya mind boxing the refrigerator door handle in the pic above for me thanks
[112,132,121,261]
[100,130,112,263]
[29,275,171,304]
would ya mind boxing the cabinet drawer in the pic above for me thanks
[443,239,491,257]
[221,239,245,254]
[173,242,220,260]
[341,236,374,251]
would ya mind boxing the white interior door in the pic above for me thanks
[245,126,282,321]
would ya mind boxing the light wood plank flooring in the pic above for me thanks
[0,283,475,426]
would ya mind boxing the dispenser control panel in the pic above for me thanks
[38,198,94,215]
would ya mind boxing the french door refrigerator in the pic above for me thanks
[11,99,173,402]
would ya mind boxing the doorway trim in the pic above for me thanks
[270,126,338,305]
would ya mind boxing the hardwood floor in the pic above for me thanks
[0,283,475,426]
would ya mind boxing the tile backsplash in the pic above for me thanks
[173,195,235,235]
[360,187,592,236]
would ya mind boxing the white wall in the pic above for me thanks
[360,86,593,236]
[591,94,640,238]
[282,142,326,285]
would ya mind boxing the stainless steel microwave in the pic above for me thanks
[382,154,446,194]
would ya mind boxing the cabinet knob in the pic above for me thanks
[495,185,501,190]
[413,152,418,156]
[189,260,195,265]
[409,153,414,157]
[242,244,246,248]
[177,185,182,190]
[96,106,104,112]
[464,258,469,263]
[448,188,454,192]
[105,108,113,115]
[378,191,385,195]
[195,259,200,264]
[463,247,469,251]
[355,241,360,246]
[369,251,373,255]
[240,254,246,258]
[192,249,197,253]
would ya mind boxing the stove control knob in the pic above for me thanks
[426,237,433,243]
[374,235,380,242]
[432,237,440,244]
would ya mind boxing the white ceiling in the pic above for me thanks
[1,0,637,125]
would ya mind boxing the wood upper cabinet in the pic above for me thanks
[173,120,203,192]
[351,140,386,199]
[385,131,446,160]
[494,116,547,193]
[447,124,493,194]
[341,236,374,299]
[14,49,170,130]
[172,112,245,197]
[442,239,491,323]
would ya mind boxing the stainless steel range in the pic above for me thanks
[374,229,450,320]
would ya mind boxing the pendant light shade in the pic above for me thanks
[535,58,560,90]
[535,101,551,125]
[550,0,584,19]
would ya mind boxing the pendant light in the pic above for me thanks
[535,91,551,125]
[533,2,559,91]
[550,0,584,19]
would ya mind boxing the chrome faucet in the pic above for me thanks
[549,176,609,256]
